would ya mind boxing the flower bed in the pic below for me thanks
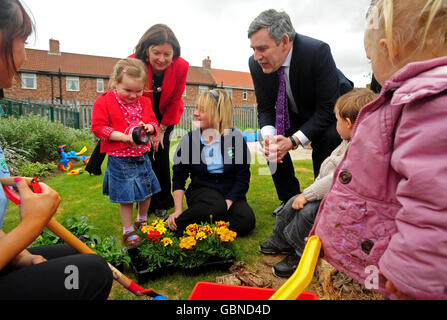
[130,219,237,283]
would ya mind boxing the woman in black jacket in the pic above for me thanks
[166,90,255,236]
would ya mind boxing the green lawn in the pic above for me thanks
[2,154,314,300]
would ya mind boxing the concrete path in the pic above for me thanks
[247,141,312,161]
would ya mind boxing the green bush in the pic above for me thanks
[0,115,95,176]
[0,115,95,163]
[16,161,57,178]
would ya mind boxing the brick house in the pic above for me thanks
[4,40,256,106]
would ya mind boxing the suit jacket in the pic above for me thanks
[249,33,353,142]
[128,54,189,127]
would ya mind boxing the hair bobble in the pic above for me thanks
[122,66,130,73]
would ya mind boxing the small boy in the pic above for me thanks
[260,88,378,278]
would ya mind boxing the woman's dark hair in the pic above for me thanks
[0,0,34,76]
[134,24,181,64]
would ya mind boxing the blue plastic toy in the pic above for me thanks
[58,145,90,172]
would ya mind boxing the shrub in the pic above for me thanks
[16,161,57,178]
[0,115,95,163]
[0,116,95,175]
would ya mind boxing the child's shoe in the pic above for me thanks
[272,251,301,278]
[123,231,142,249]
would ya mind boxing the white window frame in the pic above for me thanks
[97,78,104,93]
[198,86,209,95]
[243,90,248,101]
[66,76,80,92]
[21,73,37,90]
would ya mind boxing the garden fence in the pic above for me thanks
[0,98,259,133]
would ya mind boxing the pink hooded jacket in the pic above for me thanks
[311,57,447,300]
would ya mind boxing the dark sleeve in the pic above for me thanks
[171,134,191,192]
[299,43,341,141]
[249,56,277,129]
[224,131,251,201]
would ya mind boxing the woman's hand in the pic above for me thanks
[225,199,233,210]
[150,130,165,152]
[10,252,46,270]
[166,210,182,231]
[292,194,308,210]
[16,178,60,226]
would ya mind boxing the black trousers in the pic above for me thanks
[148,125,175,211]
[270,121,341,203]
[174,186,256,237]
[0,244,113,300]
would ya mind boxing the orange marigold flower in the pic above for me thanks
[199,225,213,236]
[186,223,199,236]
[216,221,229,228]
[179,236,197,250]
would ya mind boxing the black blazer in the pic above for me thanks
[172,129,251,201]
[249,33,353,142]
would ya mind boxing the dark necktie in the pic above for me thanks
[275,66,290,136]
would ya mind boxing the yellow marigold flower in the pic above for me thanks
[162,237,173,247]
[155,224,167,235]
[179,236,197,250]
[152,218,164,226]
[196,231,207,241]
[141,225,156,234]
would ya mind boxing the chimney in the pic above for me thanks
[49,39,61,55]
[202,56,211,70]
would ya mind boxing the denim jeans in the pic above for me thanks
[268,196,321,253]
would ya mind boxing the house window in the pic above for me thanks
[21,73,37,90]
[243,90,248,101]
[183,87,187,97]
[66,76,80,92]
[97,78,104,93]
[198,86,209,95]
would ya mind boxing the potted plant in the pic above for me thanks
[129,219,237,283]
[177,221,236,269]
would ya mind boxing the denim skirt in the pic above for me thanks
[103,153,161,204]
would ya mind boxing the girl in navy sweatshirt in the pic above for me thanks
[167,90,255,236]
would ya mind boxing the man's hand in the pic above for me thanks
[261,135,295,163]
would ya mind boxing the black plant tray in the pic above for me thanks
[127,247,235,284]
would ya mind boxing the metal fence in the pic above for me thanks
[0,98,259,133]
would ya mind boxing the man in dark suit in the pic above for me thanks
[248,9,353,216]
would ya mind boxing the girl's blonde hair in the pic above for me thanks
[366,0,447,66]
[196,89,233,135]
[109,58,147,89]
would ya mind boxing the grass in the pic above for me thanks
[2,152,315,300]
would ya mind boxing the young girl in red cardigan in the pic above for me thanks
[91,58,160,248]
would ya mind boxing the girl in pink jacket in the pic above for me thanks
[311,0,447,299]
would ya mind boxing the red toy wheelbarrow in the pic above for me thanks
[188,235,321,300]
